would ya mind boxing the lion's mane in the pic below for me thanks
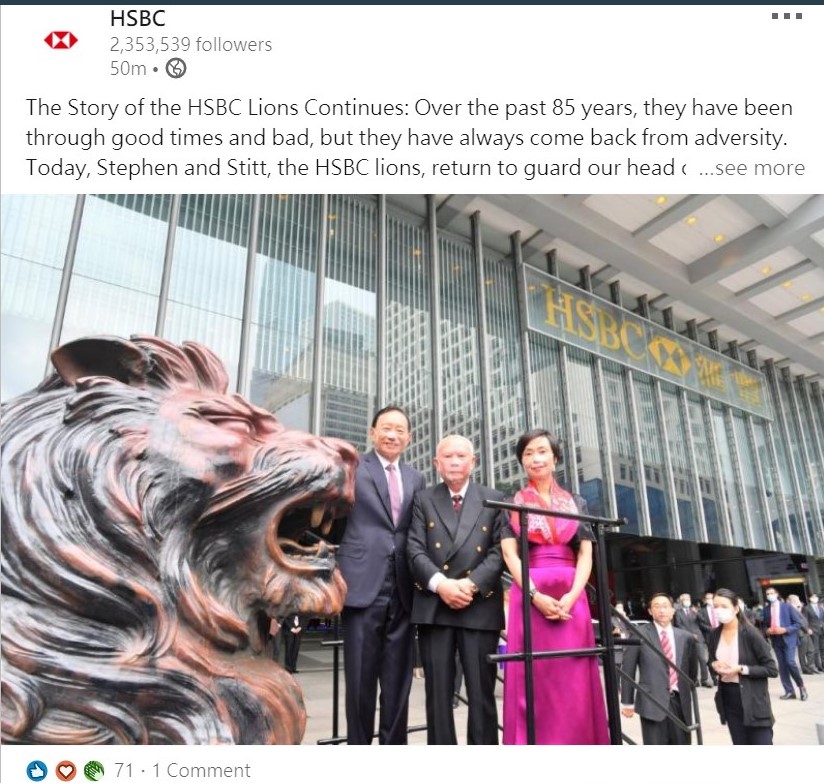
[1,336,356,744]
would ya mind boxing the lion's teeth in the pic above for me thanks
[310,505,325,528]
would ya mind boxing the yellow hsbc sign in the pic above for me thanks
[524,267,771,419]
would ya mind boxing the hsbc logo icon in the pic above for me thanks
[45,32,78,49]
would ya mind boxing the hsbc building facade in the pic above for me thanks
[2,192,822,603]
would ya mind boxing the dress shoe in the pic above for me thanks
[779,692,796,700]
[701,681,713,688]
[800,687,808,701]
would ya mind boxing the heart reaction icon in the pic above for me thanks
[57,762,77,782]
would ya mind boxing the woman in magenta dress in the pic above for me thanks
[501,429,609,744]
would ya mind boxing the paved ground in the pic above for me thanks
[290,633,824,746]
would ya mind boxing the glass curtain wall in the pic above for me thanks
[661,384,697,542]
[603,361,643,535]
[711,404,747,546]
[483,250,525,493]
[165,194,250,391]
[386,201,434,479]
[752,419,785,551]
[249,194,321,431]
[438,231,483,483]
[529,333,566,486]
[777,376,818,551]
[688,396,723,544]
[635,376,671,538]
[320,195,377,452]
[60,194,170,345]
[567,347,606,517]
[733,413,768,550]
[1,194,75,397]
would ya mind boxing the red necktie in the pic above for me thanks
[771,603,779,630]
[660,630,677,690]
[452,495,463,513]
[386,464,401,525]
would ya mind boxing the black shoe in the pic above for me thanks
[779,692,796,700]
[800,687,808,701]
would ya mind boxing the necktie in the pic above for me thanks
[386,464,401,525]
[709,607,718,629]
[660,630,677,690]
[452,495,462,513]
[771,603,779,630]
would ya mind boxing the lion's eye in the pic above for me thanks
[207,417,254,436]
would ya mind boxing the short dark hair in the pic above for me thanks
[371,405,411,430]
[714,587,750,625]
[515,428,563,466]
[648,592,674,607]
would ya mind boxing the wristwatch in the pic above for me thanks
[528,587,538,601]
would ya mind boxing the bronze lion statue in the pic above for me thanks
[1,335,358,744]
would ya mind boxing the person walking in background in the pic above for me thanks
[708,587,778,745]
[336,406,427,745]
[500,429,609,745]
[407,434,508,745]
[674,592,713,687]
[282,614,303,673]
[697,591,719,685]
[762,587,807,701]
[787,594,816,675]
[802,593,824,673]
[621,593,698,745]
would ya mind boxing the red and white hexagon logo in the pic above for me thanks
[45,32,78,49]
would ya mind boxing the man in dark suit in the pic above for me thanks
[407,434,508,745]
[696,591,720,685]
[803,593,824,672]
[763,587,808,700]
[336,406,427,745]
[674,593,712,687]
[621,593,698,744]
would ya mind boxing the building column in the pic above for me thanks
[46,194,86,369]
[471,211,494,486]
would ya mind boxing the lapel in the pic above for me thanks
[433,483,458,540]
[398,462,418,528]
[365,452,393,527]
[450,482,481,555]
[673,628,683,668]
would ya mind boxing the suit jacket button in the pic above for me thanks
[481,526,488,532]
[443,564,449,571]
[435,542,441,549]
[476,545,483,553]
[428,521,435,529]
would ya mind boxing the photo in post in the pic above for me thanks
[1,2,823,775]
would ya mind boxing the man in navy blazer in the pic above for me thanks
[762,586,808,701]
[407,434,508,745]
[336,406,427,744]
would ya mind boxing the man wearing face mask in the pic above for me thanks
[802,593,824,673]
[762,587,807,701]
[674,593,713,687]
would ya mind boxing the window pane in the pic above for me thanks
[1,195,74,398]
[248,194,320,431]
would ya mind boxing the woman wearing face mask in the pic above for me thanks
[707,587,778,745]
